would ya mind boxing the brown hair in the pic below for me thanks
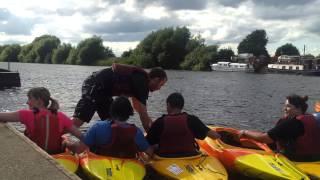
[149,67,167,81]
[27,87,59,113]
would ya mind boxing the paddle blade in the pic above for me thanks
[314,101,320,112]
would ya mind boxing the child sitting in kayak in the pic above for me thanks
[0,87,82,154]
[239,94,320,161]
[146,92,220,157]
[70,96,153,158]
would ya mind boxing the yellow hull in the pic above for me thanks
[150,154,228,180]
[52,152,79,173]
[295,161,320,178]
[79,152,145,180]
[198,126,309,180]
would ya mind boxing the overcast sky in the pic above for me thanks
[1,0,319,56]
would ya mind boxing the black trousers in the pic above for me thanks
[73,74,113,123]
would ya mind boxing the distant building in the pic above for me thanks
[277,55,300,64]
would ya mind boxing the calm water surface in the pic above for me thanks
[1,62,320,132]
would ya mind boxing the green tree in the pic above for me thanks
[130,48,155,68]
[275,43,300,56]
[18,44,37,63]
[76,36,114,65]
[0,45,8,55]
[238,29,270,58]
[33,35,61,63]
[121,49,133,58]
[0,44,21,62]
[52,43,72,64]
[217,48,235,61]
[185,34,205,52]
[181,45,219,71]
[65,48,78,64]
[132,26,192,69]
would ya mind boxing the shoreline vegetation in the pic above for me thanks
[1,26,318,71]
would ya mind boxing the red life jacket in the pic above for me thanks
[294,114,320,156]
[111,63,148,96]
[26,110,62,154]
[95,122,138,158]
[158,113,198,156]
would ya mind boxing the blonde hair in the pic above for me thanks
[27,87,59,113]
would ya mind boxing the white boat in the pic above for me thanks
[267,55,320,76]
[210,62,248,72]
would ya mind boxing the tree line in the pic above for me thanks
[1,27,318,71]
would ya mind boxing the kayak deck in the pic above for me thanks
[52,152,79,173]
[79,152,146,180]
[150,154,228,180]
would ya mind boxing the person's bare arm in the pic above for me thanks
[239,130,274,144]
[67,125,83,140]
[144,146,154,157]
[132,98,152,131]
[72,117,84,128]
[137,105,152,132]
[63,139,88,154]
[0,112,20,123]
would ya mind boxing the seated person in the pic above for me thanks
[0,87,82,154]
[146,92,220,157]
[72,96,153,158]
[239,94,320,161]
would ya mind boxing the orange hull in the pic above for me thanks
[198,126,309,179]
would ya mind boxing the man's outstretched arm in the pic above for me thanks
[132,97,152,132]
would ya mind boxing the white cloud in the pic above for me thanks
[0,0,319,56]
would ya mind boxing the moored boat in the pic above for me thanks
[0,68,21,88]
[197,126,310,180]
[267,55,320,76]
[211,62,247,72]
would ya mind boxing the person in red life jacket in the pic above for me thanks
[0,87,82,154]
[72,63,167,131]
[70,96,153,158]
[239,94,320,161]
[146,92,220,157]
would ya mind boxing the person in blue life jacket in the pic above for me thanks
[146,92,220,157]
[72,63,167,132]
[239,94,320,161]
[68,96,153,158]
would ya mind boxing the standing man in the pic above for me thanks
[73,63,167,131]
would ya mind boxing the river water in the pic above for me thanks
[1,62,320,133]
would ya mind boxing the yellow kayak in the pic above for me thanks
[198,126,309,180]
[150,153,228,179]
[294,161,320,178]
[79,151,145,180]
[52,151,79,173]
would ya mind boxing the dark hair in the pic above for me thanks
[149,67,167,80]
[110,96,134,121]
[27,87,59,113]
[286,94,309,113]
[166,92,184,109]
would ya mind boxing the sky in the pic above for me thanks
[1,0,319,57]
